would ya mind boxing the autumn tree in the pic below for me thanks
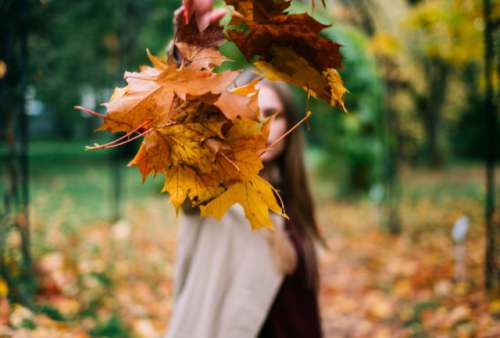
[483,0,499,297]
[0,0,35,305]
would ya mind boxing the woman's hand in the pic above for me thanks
[180,0,226,31]
[268,223,298,275]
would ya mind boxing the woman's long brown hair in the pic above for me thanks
[264,81,327,290]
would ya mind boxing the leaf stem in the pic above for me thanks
[259,111,312,156]
[220,152,240,171]
[124,74,157,81]
[74,105,106,119]
[93,120,151,150]
[87,128,153,151]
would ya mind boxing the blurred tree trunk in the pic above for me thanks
[109,0,144,222]
[0,0,34,304]
[342,0,376,35]
[483,0,499,297]
[381,60,403,235]
[347,0,403,233]
[383,86,401,235]
[415,58,449,167]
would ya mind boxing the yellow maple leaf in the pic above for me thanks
[163,166,223,209]
[255,46,347,111]
[200,175,285,229]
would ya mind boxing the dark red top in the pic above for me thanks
[257,219,323,338]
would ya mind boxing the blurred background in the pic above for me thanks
[1,0,499,337]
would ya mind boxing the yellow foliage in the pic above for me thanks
[405,0,483,66]
[370,33,401,58]
[0,279,8,297]
[200,175,285,229]
[255,46,347,111]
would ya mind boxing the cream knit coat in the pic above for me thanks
[165,205,287,338]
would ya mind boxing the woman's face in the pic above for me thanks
[258,85,288,162]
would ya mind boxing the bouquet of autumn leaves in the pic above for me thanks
[76,0,346,230]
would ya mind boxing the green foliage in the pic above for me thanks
[308,25,385,195]
[216,41,252,71]
[35,304,65,321]
[89,313,131,338]
[30,0,178,139]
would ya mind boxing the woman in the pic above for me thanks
[166,3,326,338]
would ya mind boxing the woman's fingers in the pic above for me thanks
[174,6,185,21]
[183,0,226,31]
[197,8,227,31]
[175,1,225,32]
[183,0,211,21]
[208,8,227,25]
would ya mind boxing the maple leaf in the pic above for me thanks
[128,131,170,182]
[163,165,224,209]
[254,46,347,110]
[174,8,228,71]
[78,49,285,229]
[175,42,227,70]
[225,0,347,110]
[156,115,285,228]
[175,11,224,49]
[200,175,285,229]
[226,0,290,22]
[77,1,350,230]
[214,78,260,120]
[97,51,238,135]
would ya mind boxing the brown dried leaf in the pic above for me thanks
[226,0,346,109]
[175,13,224,48]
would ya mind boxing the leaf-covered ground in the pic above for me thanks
[1,155,499,337]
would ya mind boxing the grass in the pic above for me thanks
[2,140,165,228]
